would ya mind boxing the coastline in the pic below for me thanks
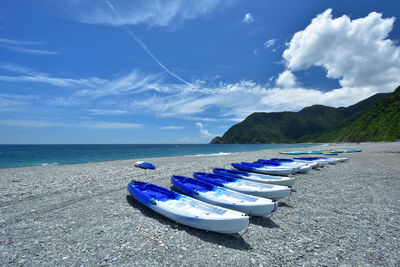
[1,142,399,266]
[0,143,317,169]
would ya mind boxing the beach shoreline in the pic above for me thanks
[1,142,399,266]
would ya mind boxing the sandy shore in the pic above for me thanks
[1,142,400,266]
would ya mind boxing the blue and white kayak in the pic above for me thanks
[232,162,295,176]
[135,161,156,169]
[299,157,340,165]
[336,157,349,162]
[293,157,329,167]
[213,168,295,186]
[171,176,278,216]
[128,180,249,233]
[193,172,291,200]
[314,156,348,163]
[256,159,312,173]
[270,158,319,169]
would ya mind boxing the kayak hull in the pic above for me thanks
[193,172,291,200]
[128,181,249,233]
[135,161,156,169]
[171,176,278,216]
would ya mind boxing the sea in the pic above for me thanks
[0,143,317,169]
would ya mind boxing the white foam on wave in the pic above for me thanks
[41,163,59,166]
[189,152,234,157]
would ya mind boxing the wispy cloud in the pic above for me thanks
[0,63,106,87]
[87,109,128,115]
[195,121,213,138]
[0,38,42,46]
[0,38,58,55]
[0,94,39,109]
[60,0,234,28]
[0,119,144,129]
[81,121,144,129]
[264,39,276,48]
[3,8,399,126]
[243,13,254,23]
[0,119,65,128]
[104,1,194,87]
[160,125,185,130]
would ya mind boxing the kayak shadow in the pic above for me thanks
[250,216,280,228]
[279,202,294,208]
[126,195,252,251]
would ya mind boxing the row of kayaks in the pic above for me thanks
[128,155,350,234]
[280,148,362,155]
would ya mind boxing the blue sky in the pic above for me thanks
[1,0,400,144]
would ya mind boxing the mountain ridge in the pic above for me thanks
[211,86,399,144]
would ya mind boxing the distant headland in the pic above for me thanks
[211,86,400,144]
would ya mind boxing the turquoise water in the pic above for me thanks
[0,144,316,169]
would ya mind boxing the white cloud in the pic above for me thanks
[243,13,254,23]
[61,0,233,28]
[264,39,276,48]
[196,121,212,138]
[160,125,185,130]
[275,70,297,88]
[282,9,400,93]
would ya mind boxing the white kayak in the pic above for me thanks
[213,168,295,186]
[172,175,279,216]
[128,180,249,233]
[193,172,291,200]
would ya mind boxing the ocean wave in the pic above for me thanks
[41,163,59,166]
[189,152,233,157]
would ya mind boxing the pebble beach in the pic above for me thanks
[1,142,400,266]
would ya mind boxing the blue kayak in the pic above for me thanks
[135,161,156,169]
[343,149,362,153]
[128,180,249,233]
[171,175,278,216]
[193,172,291,200]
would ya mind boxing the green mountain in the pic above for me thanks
[211,86,399,144]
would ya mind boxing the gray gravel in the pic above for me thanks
[1,142,400,266]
